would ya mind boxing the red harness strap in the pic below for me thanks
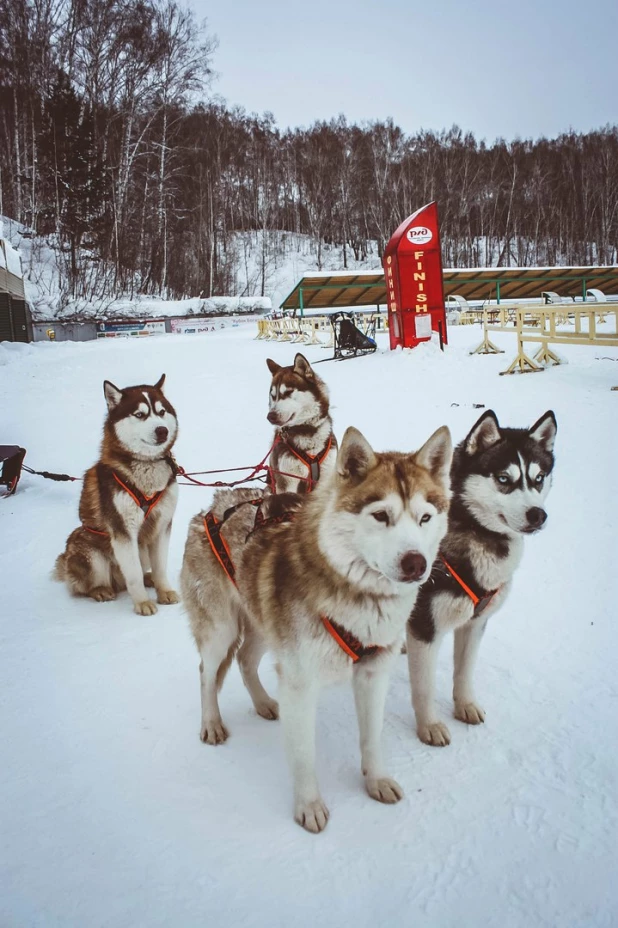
[321,616,382,663]
[82,525,109,537]
[82,466,173,536]
[204,499,297,584]
[440,557,500,618]
[112,472,166,518]
[203,511,237,586]
[271,433,333,492]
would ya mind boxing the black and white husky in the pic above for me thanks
[406,409,557,746]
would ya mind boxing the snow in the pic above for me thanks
[0,216,383,321]
[1,324,617,928]
[56,295,272,321]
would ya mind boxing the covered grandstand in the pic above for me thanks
[280,266,618,314]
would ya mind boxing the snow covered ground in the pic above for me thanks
[1,324,617,928]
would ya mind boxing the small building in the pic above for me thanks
[0,239,32,342]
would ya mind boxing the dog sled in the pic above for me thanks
[0,445,26,496]
[315,311,378,363]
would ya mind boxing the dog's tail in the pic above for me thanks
[52,553,67,581]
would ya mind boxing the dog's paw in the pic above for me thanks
[134,600,158,616]
[454,701,486,725]
[365,776,404,804]
[156,589,180,605]
[295,798,330,834]
[417,721,451,746]
[200,720,229,745]
[143,572,155,588]
[255,697,279,721]
[90,586,116,602]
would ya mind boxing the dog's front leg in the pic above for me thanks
[453,618,488,725]
[112,535,157,616]
[406,628,451,746]
[353,657,403,804]
[148,520,179,605]
[278,672,328,833]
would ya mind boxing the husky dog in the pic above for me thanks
[183,424,452,832]
[182,488,305,740]
[266,353,337,493]
[54,375,180,616]
[406,409,557,746]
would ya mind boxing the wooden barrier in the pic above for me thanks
[471,303,618,373]
[255,312,389,348]
[501,304,618,374]
[255,315,334,346]
[470,306,518,355]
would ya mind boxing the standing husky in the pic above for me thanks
[406,409,557,746]
[181,488,304,739]
[266,353,337,493]
[183,424,452,832]
[54,375,180,615]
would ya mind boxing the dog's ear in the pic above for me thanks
[103,380,123,410]
[337,427,378,481]
[416,426,453,489]
[266,358,282,376]
[529,410,557,453]
[293,353,314,380]
[465,410,501,455]
[154,374,166,392]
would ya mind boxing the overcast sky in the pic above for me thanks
[190,0,617,142]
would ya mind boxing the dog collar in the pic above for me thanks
[321,616,383,662]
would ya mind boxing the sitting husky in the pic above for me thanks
[182,424,453,832]
[54,375,180,615]
[266,353,337,493]
[406,409,557,746]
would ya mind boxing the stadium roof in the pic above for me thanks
[280,266,618,311]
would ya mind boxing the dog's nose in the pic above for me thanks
[267,410,278,424]
[526,507,547,529]
[155,426,168,443]
[400,551,427,583]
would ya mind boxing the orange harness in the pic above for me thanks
[439,557,500,618]
[270,433,333,492]
[202,499,296,587]
[82,467,173,537]
[321,616,383,663]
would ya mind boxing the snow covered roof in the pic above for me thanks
[0,239,25,299]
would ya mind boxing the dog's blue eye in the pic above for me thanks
[420,514,431,525]
[372,510,390,525]
[134,412,145,419]
[496,474,509,485]
[535,473,545,484]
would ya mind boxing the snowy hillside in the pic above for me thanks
[1,215,381,320]
[1,324,616,927]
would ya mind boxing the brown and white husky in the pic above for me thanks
[181,423,453,832]
[266,353,337,493]
[54,375,180,615]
